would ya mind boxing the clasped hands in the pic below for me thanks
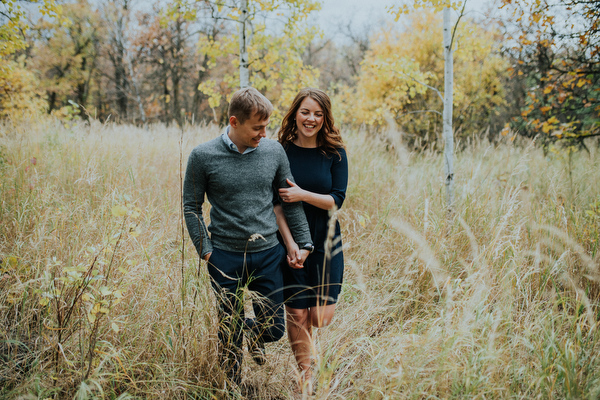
[287,246,310,269]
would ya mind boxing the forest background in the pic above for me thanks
[1,0,598,149]
[1,0,600,399]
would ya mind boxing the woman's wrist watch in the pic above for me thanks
[301,243,315,254]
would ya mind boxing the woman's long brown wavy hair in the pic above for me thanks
[277,88,345,157]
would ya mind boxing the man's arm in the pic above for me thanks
[274,204,309,269]
[274,147,312,247]
[182,149,213,259]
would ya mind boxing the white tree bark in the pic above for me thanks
[239,0,250,88]
[442,7,455,211]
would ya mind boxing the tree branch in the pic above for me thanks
[398,109,443,117]
[396,70,443,102]
[450,0,468,50]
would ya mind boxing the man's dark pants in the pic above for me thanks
[206,244,286,384]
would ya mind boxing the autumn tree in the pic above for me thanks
[29,0,102,116]
[123,1,228,125]
[0,0,60,118]
[342,9,507,148]
[499,0,600,149]
[194,0,322,124]
[97,0,138,122]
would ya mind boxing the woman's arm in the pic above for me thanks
[279,148,349,211]
[278,178,335,210]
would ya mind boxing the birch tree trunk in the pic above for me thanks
[442,7,455,211]
[238,0,250,88]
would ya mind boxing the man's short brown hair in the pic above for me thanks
[228,87,273,124]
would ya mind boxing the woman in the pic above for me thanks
[274,88,348,394]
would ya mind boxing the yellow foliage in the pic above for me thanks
[0,59,46,119]
[0,1,61,120]
[389,0,463,20]
[337,10,508,140]
[195,2,320,126]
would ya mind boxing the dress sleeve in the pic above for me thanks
[182,149,213,258]
[330,147,348,209]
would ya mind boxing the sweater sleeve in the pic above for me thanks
[182,148,213,258]
[274,145,312,245]
[330,148,349,209]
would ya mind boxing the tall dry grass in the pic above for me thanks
[1,118,599,399]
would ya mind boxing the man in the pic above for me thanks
[183,87,313,386]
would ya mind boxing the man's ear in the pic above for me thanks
[229,115,238,127]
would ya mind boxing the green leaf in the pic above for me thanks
[99,286,112,296]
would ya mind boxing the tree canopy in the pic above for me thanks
[0,0,597,151]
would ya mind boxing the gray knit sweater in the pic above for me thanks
[183,134,311,258]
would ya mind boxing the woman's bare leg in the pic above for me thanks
[310,303,336,328]
[286,306,313,391]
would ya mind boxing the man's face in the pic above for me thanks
[229,112,270,152]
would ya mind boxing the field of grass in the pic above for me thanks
[1,118,600,399]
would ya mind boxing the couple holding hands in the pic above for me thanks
[183,86,348,394]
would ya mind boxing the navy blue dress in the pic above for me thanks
[282,143,348,309]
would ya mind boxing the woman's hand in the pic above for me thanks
[279,179,305,203]
[280,179,336,210]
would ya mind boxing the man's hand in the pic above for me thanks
[203,252,212,262]
[286,243,304,269]
[298,249,310,265]
[279,179,305,203]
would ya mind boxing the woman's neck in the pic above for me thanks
[294,136,317,148]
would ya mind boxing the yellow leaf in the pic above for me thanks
[358,215,366,228]
[131,207,142,219]
[39,298,49,306]
[542,123,552,133]
[129,226,142,237]
[111,205,127,217]
[547,116,559,124]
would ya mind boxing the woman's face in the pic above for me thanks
[295,96,324,142]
